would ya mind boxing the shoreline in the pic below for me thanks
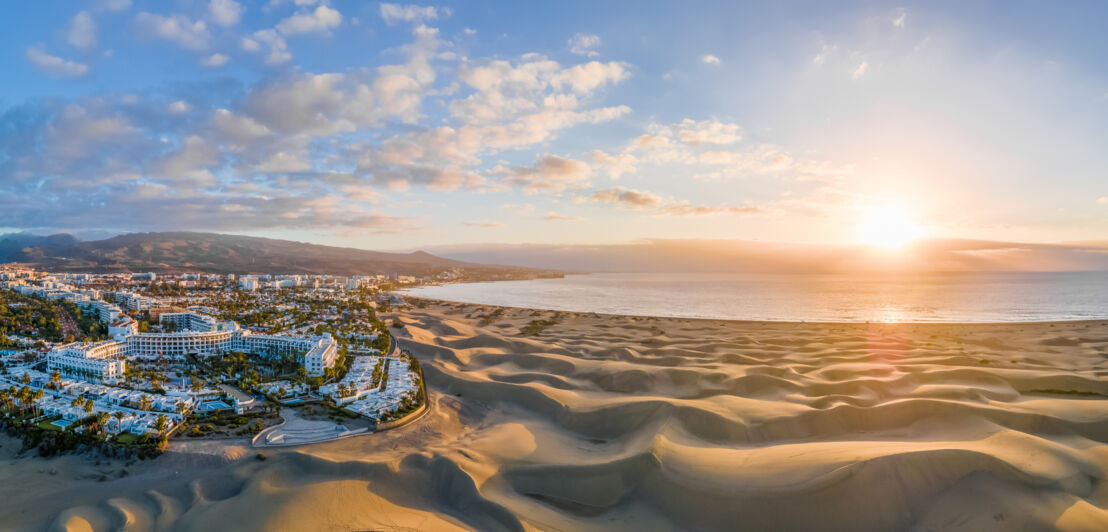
[3,298,1108,529]
[402,294,1108,327]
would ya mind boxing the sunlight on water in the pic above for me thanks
[406,271,1108,323]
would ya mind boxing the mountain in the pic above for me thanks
[0,233,81,262]
[426,238,1108,273]
[0,232,523,276]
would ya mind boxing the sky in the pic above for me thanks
[0,0,1106,251]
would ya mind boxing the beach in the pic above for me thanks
[3,298,1108,530]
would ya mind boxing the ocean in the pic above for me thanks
[403,271,1108,323]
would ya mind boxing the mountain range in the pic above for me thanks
[0,232,503,276]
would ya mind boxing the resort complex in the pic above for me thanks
[0,267,424,451]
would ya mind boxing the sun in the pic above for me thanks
[857,205,924,248]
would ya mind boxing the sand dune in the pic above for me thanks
[2,300,1107,530]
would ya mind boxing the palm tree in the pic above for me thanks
[32,389,44,417]
[72,396,85,408]
[84,399,94,414]
[91,411,109,433]
[153,414,167,432]
[139,396,152,411]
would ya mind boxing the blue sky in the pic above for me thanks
[1,0,1106,250]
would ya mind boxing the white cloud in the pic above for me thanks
[463,220,504,228]
[568,33,600,57]
[155,135,220,184]
[240,37,261,52]
[244,29,291,64]
[702,54,721,65]
[463,27,476,35]
[588,187,661,208]
[276,4,342,35]
[167,100,191,114]
[812,43,836,65]
[655,203,765,217]
[96,0,131,11]
[68,11,97,51]
[379,4,449,25]
[544,212,583,221]
[893,10,907,28]
[202,53,229,67]
[25,46,89,78]
[588,150,637,179]
[676,119,741,145]
[135,12,210,50]
[588,186,765,217]
[209,0,244,27]
[212,109,272,144]
[496,155,592,193]
[637,119,742,148]
[852,60,869,80]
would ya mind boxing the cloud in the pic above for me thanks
[852,60,869,80]
[675,119,741,145]
[701,54,721,65]
[463,220,504,228]
[544,212,583,221]
[277,4,342,35]
[68,11,98,51]
[202,53,229,67]
[135,12,210,50]
[635,119,741,149]
[496,155,592,193]
[0,24,644,236]
[243,30,290,64]
[379,4,449,25]
[893,9,907,28]
[25,46,89,78]
[568,33,600,57]
[167,100,191,114]
[502,203,535,216]
[209,0,244,27]
[96,0,131,11]
[153,135,220,185]
[1098,197,1108,205]
[211,109,271,143]
[587,186,766,217]
[812,43,836,65]
[588,187,662,208]
[655,203,766,216]
[588,150,637,179]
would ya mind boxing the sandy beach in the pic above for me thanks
[3,299,1108,531]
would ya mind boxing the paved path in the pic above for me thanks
[252,407,365,447]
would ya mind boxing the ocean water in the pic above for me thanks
[404,271,1108,323]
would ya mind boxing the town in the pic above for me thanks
[0,266,427,456]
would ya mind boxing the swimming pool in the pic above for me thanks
[281,398,304,404]
[52,419,73,428]
[201,400,232,411]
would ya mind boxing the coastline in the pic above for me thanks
[399,270,1108,324]
[402,294,1108,327]
[2,297,1106,530]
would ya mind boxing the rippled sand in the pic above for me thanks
[4,300,1108,531]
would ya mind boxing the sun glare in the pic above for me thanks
[857,205,923,248]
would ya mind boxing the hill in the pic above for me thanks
[0,232,522,276]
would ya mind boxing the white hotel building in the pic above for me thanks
[47,340,127,383]
[47,311,340,381]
